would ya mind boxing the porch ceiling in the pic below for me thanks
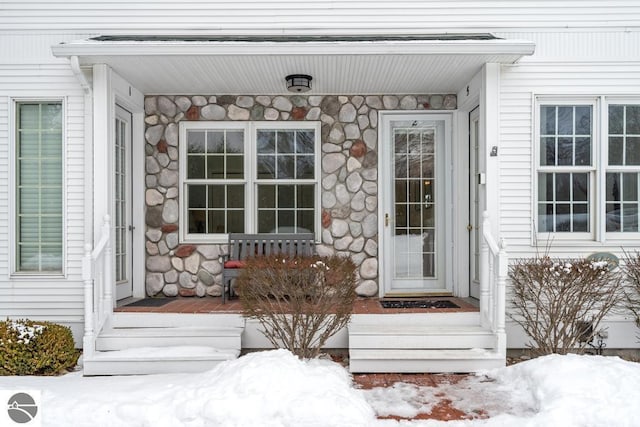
[52,35,535,95]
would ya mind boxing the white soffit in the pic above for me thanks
[52,35,535,94]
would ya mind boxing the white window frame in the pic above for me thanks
[534,95,640,244]
[10,98,66,277]
[534,97,599,242]
[603,97,640,241]
[178,121,321,244]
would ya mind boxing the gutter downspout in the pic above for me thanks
[70,55,94,350]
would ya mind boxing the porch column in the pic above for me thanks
[481,63,501,238]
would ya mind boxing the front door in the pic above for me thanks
[115,105,133,300]
[381,113,452,295]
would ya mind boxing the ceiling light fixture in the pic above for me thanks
[285,74,312,93]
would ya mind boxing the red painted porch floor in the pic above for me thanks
[115,296,482,422]
[115,295,479,314]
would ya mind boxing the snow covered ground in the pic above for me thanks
[1,349,639,427]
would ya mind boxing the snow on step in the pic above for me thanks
[84,346,239,376]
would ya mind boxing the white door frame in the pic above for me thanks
[469,107,482,299]
[378,111,454,296]
[115,105,133,300]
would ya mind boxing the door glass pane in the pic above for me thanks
[393,125,437,279]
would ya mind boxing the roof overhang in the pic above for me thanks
[52,35,535,95]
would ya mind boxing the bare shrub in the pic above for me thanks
[236,254,357,359]
[509,257,624,356]
[622,251,640,329]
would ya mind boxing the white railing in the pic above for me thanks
[81,215,113,358]
[480,211,508,357]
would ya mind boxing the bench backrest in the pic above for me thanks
[228,233,316,260]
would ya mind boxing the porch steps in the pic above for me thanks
[83,313,245,376]
[348,313,505,373]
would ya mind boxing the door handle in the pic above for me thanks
[385,213,390,227]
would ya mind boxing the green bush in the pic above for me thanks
[236,254,357,359]
[0,319,80,375]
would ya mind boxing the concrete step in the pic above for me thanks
[110,312,245,329]
[96,326,242,351]
[348,324,496,349]
[83,346,239,375]
[349,348,505,373]
[350,311,480,327]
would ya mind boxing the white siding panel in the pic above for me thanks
[1,1,639,33]
[0,62,86,325]
[499,62,640,259]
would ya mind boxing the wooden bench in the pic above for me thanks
[219,233,316,303]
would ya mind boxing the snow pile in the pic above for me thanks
[10,349,376,427]
[485,353,640,427]
[1,351,639,426]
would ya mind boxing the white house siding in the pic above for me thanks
[0,1,639,348]
[0,34,90,341]
[0,0,639,33]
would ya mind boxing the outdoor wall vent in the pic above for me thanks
[286,74,312,93]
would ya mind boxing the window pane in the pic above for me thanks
[296,156,314,179]
[557,107,573,135]
[278,185,295,208]
[394,130,408,154]
[226,155,244,179]
[296,130,315,154]
[258,210,275,233]
[277,131,295,154]
[626,137,640,165]
[16,102,63,273]
[606,203,621,232]
[208,186,225,208]
[606,173,621,202]
[609,136,624,165]
[628,106,640,135]
[278,210,295,229]
[573,173,588,201]
[257,130,276,153]
[228,210,245,233]
[188,185,206,208]
[277,155,295,179]
[228,185,244,208]
[207,131,224,153]
[297,185,315,209]
[207,155,224,179]
[395,180,407,203]
[187,131,205,153]
[257,155,276,179]
[573,204,588,232]
[297,210,314,233]
[575,137,591,166]
[541,106,556,135]
[258,185,275,208]
[188,210,206,233]
[623,204,639,232]
[575,106,591,135]
[556,204,571,231]
[541,137,556,166]
[208,211,225,234]
[226,131,244,154]
[609,105,624,134]
[187,155,205,179]
[624,173,638,201]
[555,173,571,201]
[557,137,573,165]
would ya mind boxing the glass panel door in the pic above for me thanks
[115,105,132,300]
[382,114,450,294]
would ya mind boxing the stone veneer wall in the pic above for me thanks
[144,94,457,298]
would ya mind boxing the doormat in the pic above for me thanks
[124,298,173,307]
[379,299,460,309]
